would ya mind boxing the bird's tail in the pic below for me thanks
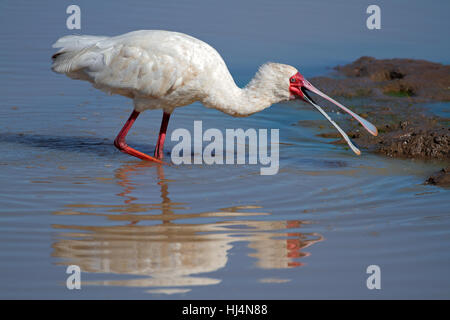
[51,35,108,74]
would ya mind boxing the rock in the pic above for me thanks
[425,166,450,187]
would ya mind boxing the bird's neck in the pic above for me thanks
[202,73,282,117]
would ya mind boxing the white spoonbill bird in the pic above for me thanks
[51,30,377,162]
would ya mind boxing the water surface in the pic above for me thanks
[0,0,449,299]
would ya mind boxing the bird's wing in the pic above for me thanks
[52,31,203,98]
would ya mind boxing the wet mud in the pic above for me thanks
[306,57,450,185]
[425,166,450,188]
[313,56,450,102]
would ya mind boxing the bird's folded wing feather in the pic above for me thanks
[52,32,200,98]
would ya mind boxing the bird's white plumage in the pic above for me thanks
[52,30,297,115]
[52,30,377,156]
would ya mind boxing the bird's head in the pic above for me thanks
[254,62,378,155]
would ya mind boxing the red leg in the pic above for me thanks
[114,110,164,164]
[154,112,171,159]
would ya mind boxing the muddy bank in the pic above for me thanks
[317,114,450,160]
[425,166,450,188]
[312,56,450,102]
[304,57,450,185]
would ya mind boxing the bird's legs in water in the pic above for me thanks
[154,112,171,159]
[114,110,164,164]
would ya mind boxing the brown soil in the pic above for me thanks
[305,57,450,186]
[425,166,450,188]
[312,56,450,102]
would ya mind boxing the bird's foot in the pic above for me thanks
[115,139,166,164]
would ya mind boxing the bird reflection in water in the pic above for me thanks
[51,162,323,294]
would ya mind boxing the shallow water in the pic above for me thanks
[0,0,449,299]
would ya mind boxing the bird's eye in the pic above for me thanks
[290,78,296,83]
